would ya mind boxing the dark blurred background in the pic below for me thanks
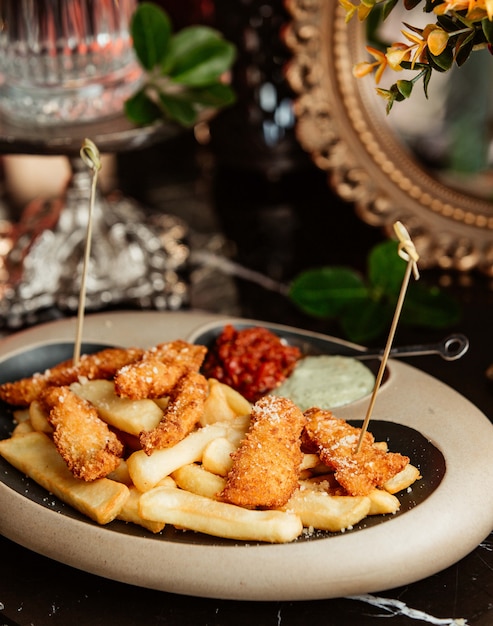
[118,0,385,322]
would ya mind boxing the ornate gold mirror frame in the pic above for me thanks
[284,0,493,275]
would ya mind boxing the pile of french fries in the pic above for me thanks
[0,357,420,544]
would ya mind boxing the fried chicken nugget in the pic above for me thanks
[139,371,209,455]
[41,386,124,481]
[114,341,207,400]
[0,347,144,407]
[219,395,306,509]
[151,340,206,370]
[302,408,409,496]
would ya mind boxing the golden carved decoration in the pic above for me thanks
[284,0,493,275]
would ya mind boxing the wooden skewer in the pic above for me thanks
[72,138,102,366]
[355,221,420,453]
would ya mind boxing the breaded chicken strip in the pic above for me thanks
[41,386,124,481]
[139,371,208,454]
[302,408,409,496]
[0,347,144,407]
[220,395,306,509]
[151,340,206,370]
[114,340,207,400]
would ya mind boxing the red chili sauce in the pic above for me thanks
[202,325,302,403]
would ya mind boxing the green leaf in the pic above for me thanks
[166,27,237,86]
[131,3,172,71]
[482,18,493,46]
[149,83,236,125]
[401,283,461,328]
[382,0,399,20]
[286,235,461,342]
[421,65,432,98]
[437,15,462,32]
[289,267,368,319]
[404,0,423,9]
[402,22,424,37]
[178,83,236,108]
[124,89,162,125]
[340,299,393,343]
[428,45,454,71]
[454,31,475,67]
[396,79,414,99]
[125,5,237,128]
[455,44,474,68]
[377,82,408,113]
[368,240,406,295]
[156,92,198,127]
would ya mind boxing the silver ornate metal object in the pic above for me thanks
[0,156,191,328]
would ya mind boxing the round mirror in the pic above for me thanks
[284,1,493,275]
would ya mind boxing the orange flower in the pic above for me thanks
[353,46,387,83]
[339,0,358,22]
[339,0,376,22]
[434,0,493,20]
[427,28,449,56]
[386,43,411,70]
[401,27,427,66]
[399,24,448,67]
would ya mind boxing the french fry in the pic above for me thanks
[200,379,251,426]
[127,422,229,492]
[304,474,402,517]
[71,379,163,436]
[172,463,226,499]
[299,454,322,479]
[0,431,129,524]
[107,459,132,485]
[117,486,165,533]
[367,488,400,515]
[374,441,388,452]
[224,415,250,442]
[153,397,169,411]
[383,463,421,494]
[155,475,177,488]
[283,483,371,531]
[12,420,35,436]
[29,400,53,434]
[13,408,30,424]
[140,486,303,543]
[300,453,320,470]
[217,380,252,417]
[304,473,342,492]
[202,437,237,476]
[307,462,334,477]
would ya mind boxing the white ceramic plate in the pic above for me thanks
[1,310,493,601]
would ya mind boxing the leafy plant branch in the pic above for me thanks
[125,3,237,127]
[342,0,493,111]
[288,240,460,343]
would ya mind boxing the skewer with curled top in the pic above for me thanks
[73,138,102,366]
[355,221,420,454]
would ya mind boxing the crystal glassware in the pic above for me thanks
[0,0,143,126]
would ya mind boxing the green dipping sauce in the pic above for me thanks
[272,355,375,410]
